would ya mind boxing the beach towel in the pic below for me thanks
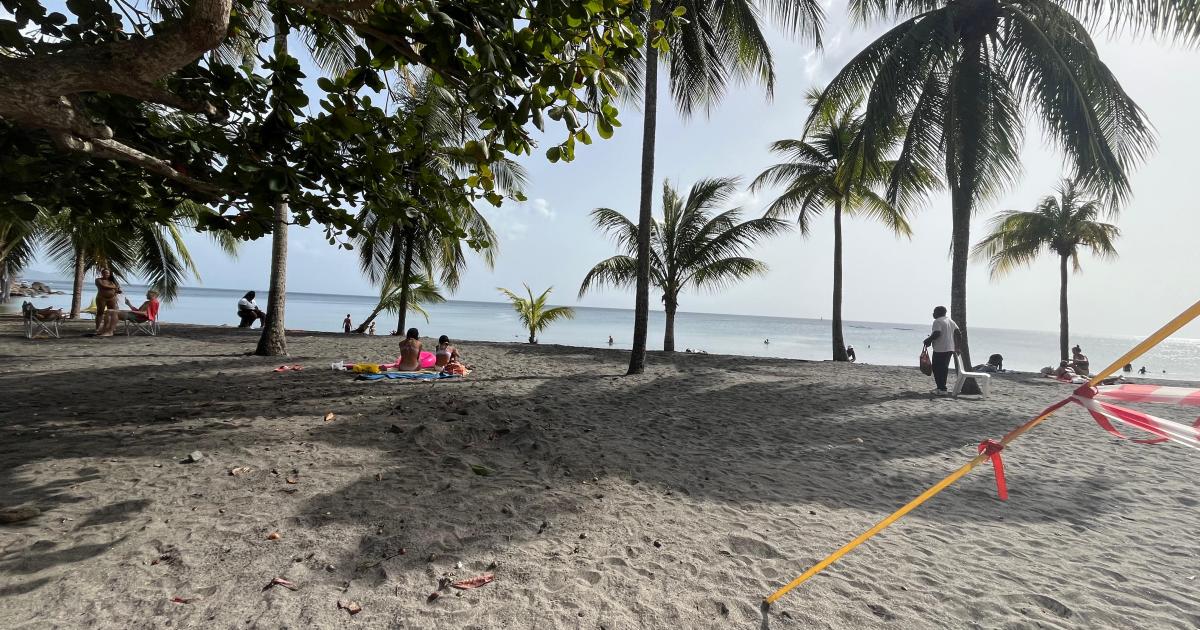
[356,372,461,381]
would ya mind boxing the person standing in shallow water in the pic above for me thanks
[923,306,960,396]
[342,313,352,334]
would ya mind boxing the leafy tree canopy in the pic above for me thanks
[0,0,652,241]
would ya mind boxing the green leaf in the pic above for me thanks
[596,117,613,139]
[672,5,687,17]
[546,146,561,162]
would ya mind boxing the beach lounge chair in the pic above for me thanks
[123,300,161,336]
[22,301,64,339]
[953,353,991,398]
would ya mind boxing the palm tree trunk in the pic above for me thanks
[255,198,289,356]
[831,202,848,362]
[529,329,536,344]
[70,245,85,318]
[663,293,677,352]
[950,186,973,370]
[628,13,659,376]
[1059,253,1069,361]
[396,230,415,335]
[353,301,385,334]
[255,4,290,357]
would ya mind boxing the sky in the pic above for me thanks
[30,4,1200,338]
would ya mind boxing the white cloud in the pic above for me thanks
[485,197,556,240]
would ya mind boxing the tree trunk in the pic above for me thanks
[354,300,386,334]
[529,330,536,344]
[663,293,677,352]
[254,6,289,357]
[628,20,659,376]
[1059,253,1069,361]
[255,198,289,356]
[395,230,415,336]
[70,245,85,318]
[831,202,848,362]
[0,265,10,305]
[950,185,973,370]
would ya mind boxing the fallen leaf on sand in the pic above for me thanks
[451,574,495,590]
[171,596,192,604]
[267,531,281,540]
[426,591,440,603]
[470,464,494,477]
[229,467,253,476]
[323,412,336,423]
[264,577,298,591]
[286,477,298,484]
[337,599,362,615]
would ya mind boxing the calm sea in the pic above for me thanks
[14,281,1200,381]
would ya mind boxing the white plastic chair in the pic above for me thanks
[953,353,991,398]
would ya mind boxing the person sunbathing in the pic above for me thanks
[122,290,159,322]
[23,302,64,320]
[434,335,459,367]
[396,328,423,371]
[1053,360,1076,378]
[1070,345,1090,376]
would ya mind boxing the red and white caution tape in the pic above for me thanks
[1070,385,1200,449]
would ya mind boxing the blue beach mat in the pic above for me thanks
[356,372,461,381]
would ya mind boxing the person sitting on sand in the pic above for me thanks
[237,291,266,328]
[1070,345,1090,376]
[122,290,159,322]
[397,328,423,371]
[434,335,459,367]
[975,353,1004,373]
[1054,360,1076,378]
[94,268,121,336]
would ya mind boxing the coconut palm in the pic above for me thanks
[809,0,1191,367]
[0,214,38,304]
[499,285,575,344]
[255,2,361,356]
[356,273,447,332]
[752,89,930,361]
[353,73,523,335]
[39,203,237,316]
[622,0,825,375]
[973,178,1118,361]
[580,177,789,352]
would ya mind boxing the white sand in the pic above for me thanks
[1,321,1198,628]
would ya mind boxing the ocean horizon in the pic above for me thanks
[11,277,1199,381]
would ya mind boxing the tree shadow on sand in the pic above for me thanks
[0,332,1136,587]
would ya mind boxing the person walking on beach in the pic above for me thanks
[368,322,376,335]
[923,306,960,396]
[846,345,856,363]
[343,313,352,334]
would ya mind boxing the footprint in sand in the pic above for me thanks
[1003,593,1074,619]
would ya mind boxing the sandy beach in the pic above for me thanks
[1,320,1198,629]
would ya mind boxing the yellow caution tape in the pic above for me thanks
[764,298,1200,607]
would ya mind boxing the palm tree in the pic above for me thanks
[973,178,1118,361]
[499,285,575,344]
[0,214,37,305]
[256,1,360,356]
[580,177,788,352]
[809,0,1187,367]
[40,204,237,316]
[357,273,447,332]
[353,73,523,335]
[623,0,825,375]
[752,90,928,361]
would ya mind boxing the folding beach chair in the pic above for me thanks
[123,299,161,336]
[22,301,64,339]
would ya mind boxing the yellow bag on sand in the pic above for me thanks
[350,363,381,374]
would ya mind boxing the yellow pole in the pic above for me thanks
[763,298,1200,607]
